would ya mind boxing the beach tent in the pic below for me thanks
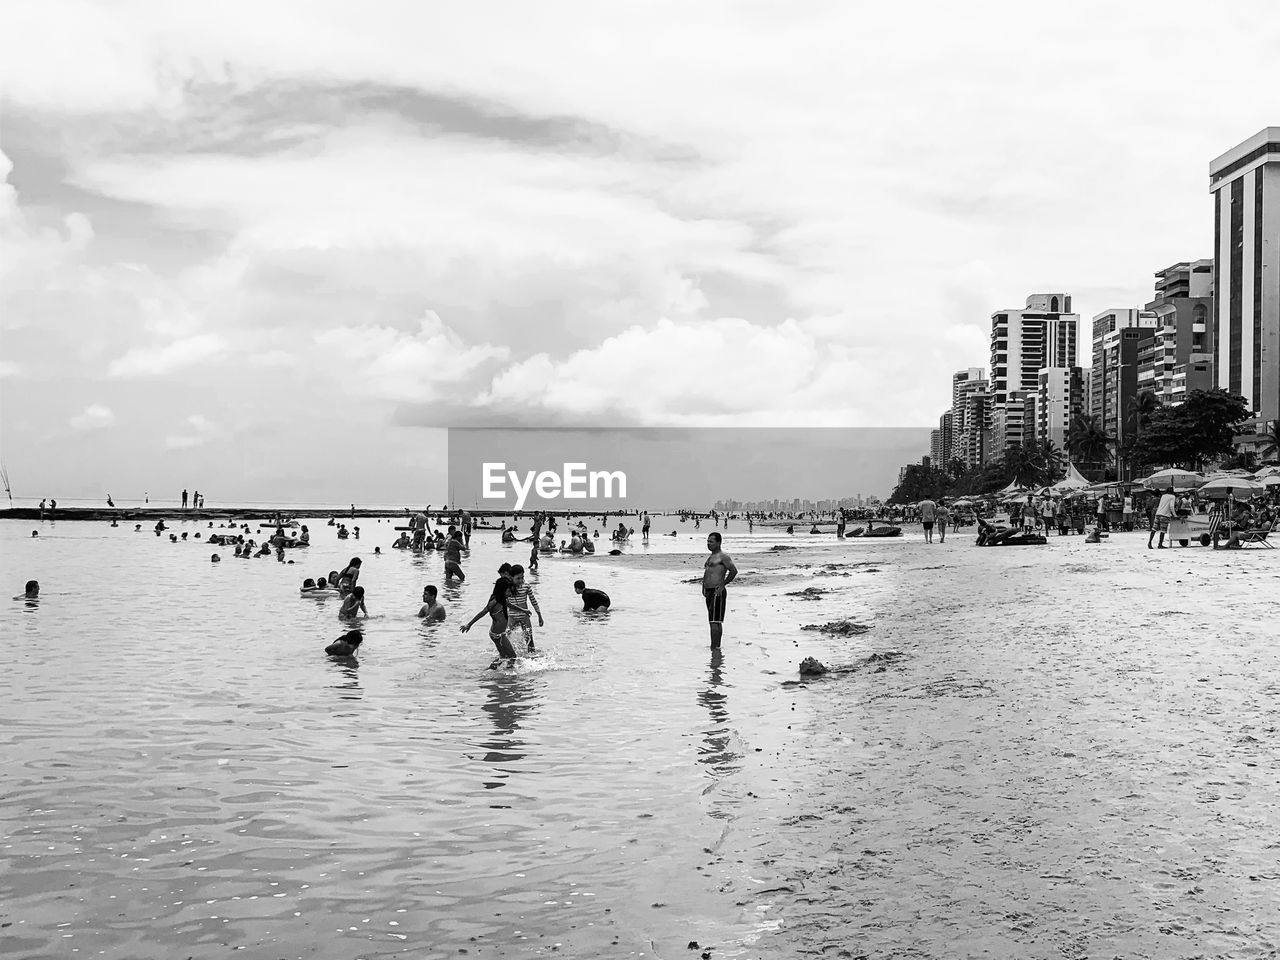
[994,479,1031,502]
[1047,463,1090,494]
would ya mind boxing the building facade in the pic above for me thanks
[951,368,988,469]
[1036,366,1087,451]
[1091,308,1159,434]
[1141,260,1214,404]
[989,294,1079,460]
[1210,127,1280,426]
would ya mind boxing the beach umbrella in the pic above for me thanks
[1260,474,1280,487]
[1197,476,1265,499]
[1141,468,1203,491]
[951,498,974,508]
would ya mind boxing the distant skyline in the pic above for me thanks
[2,2,1277,503]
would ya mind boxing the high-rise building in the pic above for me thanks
[929,428,943,465]
[1210,127,1280,425]
[989,294,1079,459]
[956,389,992,468]
[1092,309,1158,457]
[950,368,988,469]
[1141,260,1214,404]
[1091,308,1159,429]
[938,410,953,466]
[1036,366,1087,451]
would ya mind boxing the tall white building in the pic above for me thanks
[1210,127,1280,425]
[989,294,1080,460]
[1036,366,1087,452]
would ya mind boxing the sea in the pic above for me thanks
[2,514,1278,959]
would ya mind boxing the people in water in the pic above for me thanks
[339,585,367,619]
[574,579,611,611]
[506,564,542,651]
[340,557,362,590]
[443,532,466,581]
[325,630,363,657]
[211,553,221,562]
[418,585,446,622]
[460,578,519,665]
[14,580,39,600]
[702,531,737,649]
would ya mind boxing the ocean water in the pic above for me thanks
[3,516,1279,958]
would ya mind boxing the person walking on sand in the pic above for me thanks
[918,498,937,543]
[936,501,949,543]
[1148,487,1178,550]
[702,531,737,649]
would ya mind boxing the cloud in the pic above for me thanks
[164,412,219,449]
[70,404,115,430]
[108,334,227,377]
[0,360,19,379]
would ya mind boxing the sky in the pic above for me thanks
[1,1,1277,505]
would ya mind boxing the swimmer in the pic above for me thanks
[31,530,38,538]
[135,524,142,532]
[301,578,317,593]
[211,553,221,562]
[574,579,611,611]
[110,518,119,528]
[325,630,363,657]
[418,584,446,622]
[460,578,518,663]
[14,580,39,600]
[374,546,381,555]
[338,585,367,619]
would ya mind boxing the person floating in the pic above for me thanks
[14,580,39,600]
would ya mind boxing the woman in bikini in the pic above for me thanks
[460,578,519,664]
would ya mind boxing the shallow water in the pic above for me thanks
[3,517,1278,958]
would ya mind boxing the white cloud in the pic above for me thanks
[314,311,509,403]
[69,404,115,430]
[108,334,227,377]
[0,360,19,379]
[164,412,219,449]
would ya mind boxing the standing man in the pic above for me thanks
[193,490,200,511]
[918,497,937,543]
[182,488,188,509]
[641,510,651,541]
[702,532,738,649]
[1148,487,1178,549]
[461,508,473,547]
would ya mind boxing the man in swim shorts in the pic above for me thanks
[702,531,737,649]
[418,584,446,622]
[918,498,937,543]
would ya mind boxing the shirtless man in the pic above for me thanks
[418,584,446,622]
[702,532,738,649]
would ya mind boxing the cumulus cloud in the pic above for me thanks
[108,334,227,377]
[70,404,116,430]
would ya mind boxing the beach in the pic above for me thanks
[2,516,1278,959]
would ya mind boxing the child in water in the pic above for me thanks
[339,586,367,619]
[460,578,518,664]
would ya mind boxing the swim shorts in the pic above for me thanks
[444,560,465,579]
[704,587,727,623]
[922,521,934,530]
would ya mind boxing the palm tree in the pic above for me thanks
[1123,391,1161,480]
[1068,415,1113,480]
[1002,443,1043,489]
[1038,440,1065,484]
[1260,419,1280,462]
